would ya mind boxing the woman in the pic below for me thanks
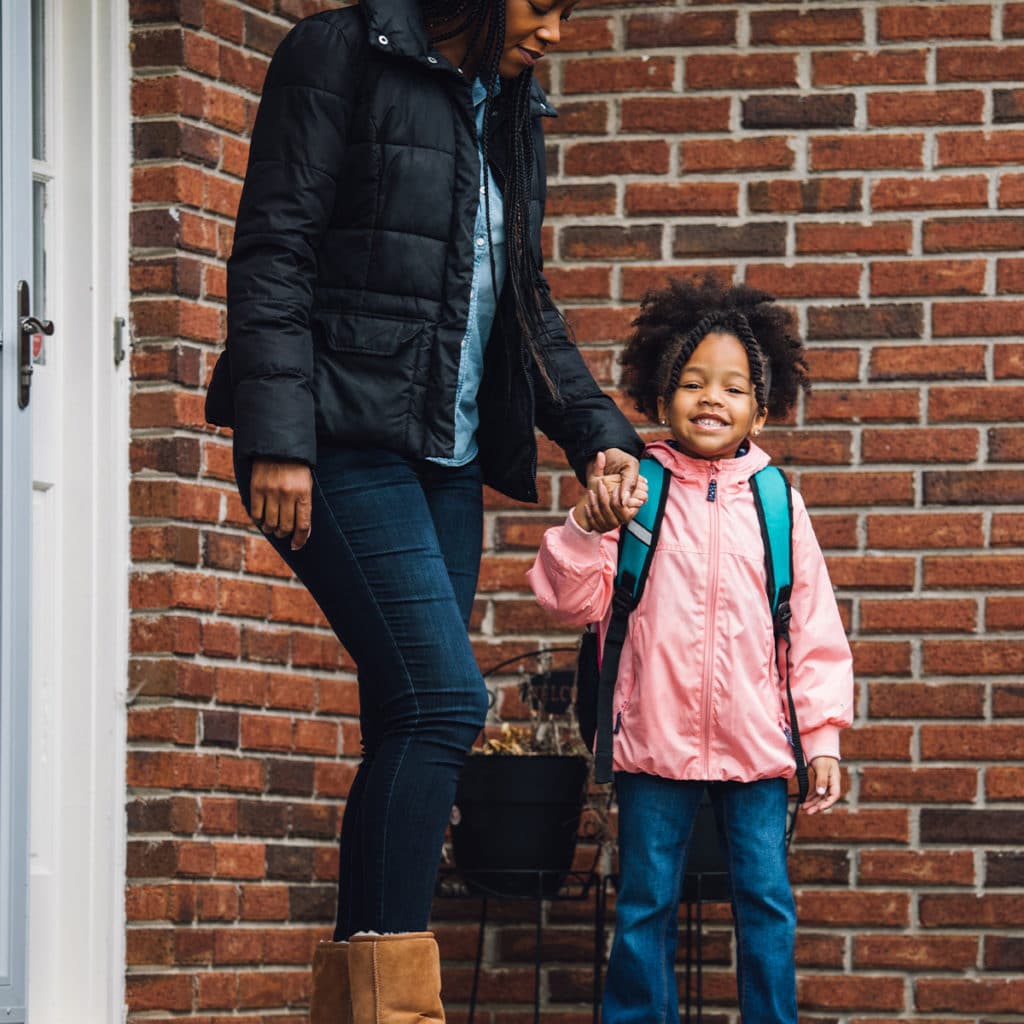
[205,1,643,1018]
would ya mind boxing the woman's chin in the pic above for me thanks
[498,53,531,79]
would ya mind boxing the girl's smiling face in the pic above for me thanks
[657,331,768,460]
[499,0,577,77]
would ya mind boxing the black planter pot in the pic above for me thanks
[451,753,589,898]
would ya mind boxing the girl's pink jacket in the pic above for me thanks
[528,441,854,783]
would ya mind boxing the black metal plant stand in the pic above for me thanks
[681,869,731,1024]
[437,862,730,1023]
[436,866,604,1024]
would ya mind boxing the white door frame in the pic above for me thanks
[25,0,131,1020]
[0,0,35,1019]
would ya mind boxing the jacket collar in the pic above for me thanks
[645,438,772,481]
[359,0,558,117]
[528,78,557,118]
[360,0,432,59]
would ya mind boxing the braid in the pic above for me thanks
[665,311,769,410]
[665,314,726,397]
[420,0,480,43]
[479,3,503,309]
[463,1,497,74]
[731,312,771,410]
[422,0,562,399]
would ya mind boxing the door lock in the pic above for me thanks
[17,279,54,409]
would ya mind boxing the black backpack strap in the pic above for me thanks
[593,457,671,784]
[750,467,806,843]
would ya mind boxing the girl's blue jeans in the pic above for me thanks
[234,445,489,937]
[604,773,797,1024]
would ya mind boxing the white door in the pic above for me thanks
[27,0,61,1012]
[25,0,131,1020]
[0,0,36,1020]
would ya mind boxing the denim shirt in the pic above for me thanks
[429,77,506,467]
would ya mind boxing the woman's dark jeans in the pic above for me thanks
[235,445,489,936]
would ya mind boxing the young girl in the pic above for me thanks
[205,1,643,1019]
[528,278,854,1024]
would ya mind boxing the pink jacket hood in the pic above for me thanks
[527,441,854,784]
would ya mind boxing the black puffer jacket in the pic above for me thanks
[205,0,641,501]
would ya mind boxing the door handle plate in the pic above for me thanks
[16,279,54,409]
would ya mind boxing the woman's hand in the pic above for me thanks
[249,458,313,551]
[586,449,643,517]
[802,756,842,814]
[573,469,649,533]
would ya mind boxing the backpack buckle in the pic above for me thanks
[775,599,792,636]
[612,586,634,616]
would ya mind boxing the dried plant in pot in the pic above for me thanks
[449,649,603,898]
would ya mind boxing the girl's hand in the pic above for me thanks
[249,458,313,551]
[803,756,842,814]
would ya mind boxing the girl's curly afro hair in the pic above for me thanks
[620,276,811,424]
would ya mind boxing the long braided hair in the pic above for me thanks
[621,276,811,423]
[420,0,562,395]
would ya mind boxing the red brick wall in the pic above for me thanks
[127,2,1024,1020]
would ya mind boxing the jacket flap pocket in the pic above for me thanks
[316,313,424,355]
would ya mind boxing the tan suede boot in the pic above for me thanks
[310,941,352,1024]
[348,932,446,1023]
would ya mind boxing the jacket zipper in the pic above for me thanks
[701,463,721,778]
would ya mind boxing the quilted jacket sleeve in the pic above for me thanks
[525,117,643,481]
[532,287,644,483]
[785,488,855,762]
[226,17,359,465]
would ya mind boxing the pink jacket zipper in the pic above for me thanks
[701,462,720,778]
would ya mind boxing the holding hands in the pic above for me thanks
[575,450,649,533]
[249,448,650,547]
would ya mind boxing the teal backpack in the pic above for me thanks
[576,455,808,809]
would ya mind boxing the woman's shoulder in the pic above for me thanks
[276,7,367,61]
[266,8,368,90]
[296,6,364,36]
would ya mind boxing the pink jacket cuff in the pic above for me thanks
[801,724,842,763]
[556,509,606,561]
